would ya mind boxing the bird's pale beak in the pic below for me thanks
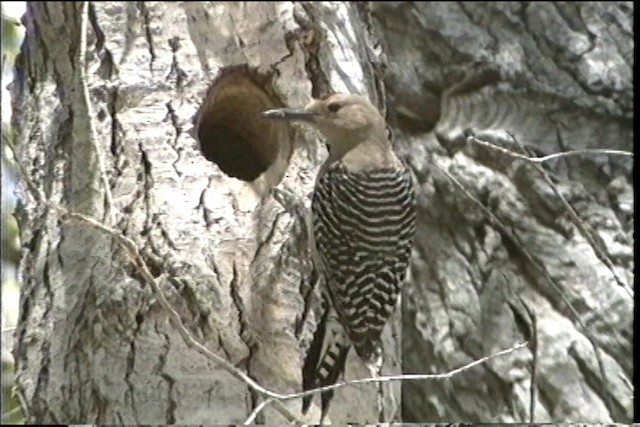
[260,108,316,122]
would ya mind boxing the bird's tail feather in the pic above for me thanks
[302,300,351,419]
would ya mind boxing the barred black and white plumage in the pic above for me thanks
[302,162,416,416]
[315,163,416,355]
[301,292,350,415]
[261,92,417,422]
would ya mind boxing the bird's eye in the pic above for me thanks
[327,103,342,113]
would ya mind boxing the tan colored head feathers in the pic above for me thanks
[261,93,387,150]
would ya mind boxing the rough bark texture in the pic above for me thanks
[11,1,633,425]
[12,2,396,424]
[370,1,633,423]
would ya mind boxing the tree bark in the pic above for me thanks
[371,1,633,423]
[11,1,633,424]
[12,2,395,424]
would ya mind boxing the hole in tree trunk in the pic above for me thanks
[196,65,288,182]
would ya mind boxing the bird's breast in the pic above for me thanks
[312,163,416,255]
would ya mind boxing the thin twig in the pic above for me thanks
[59,212,276,394]
[466,132,632,297]
[442,134,626,417]
[59,210,305,424]
[20,194,527,422]
[271,400,301,423]
[520,301,537,424]
[7,130,302,422]
[436,160,606,344]
[78,0,115,225]
[31,208,532,423]
[11,128,526,423]
[468,135,633,163]
[247,341,528,420]
[506,131,632,298]
[243,397,274,425]
[505,133,622,415]
[312,341,527,390]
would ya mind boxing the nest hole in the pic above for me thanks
[196,65,288,182]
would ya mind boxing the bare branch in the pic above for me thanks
[49,209,530,423]
[507,131,632,298]
[467,135,633,164]
[520,301,538,424]
[248,341,529,421]
[55,209,305,423]
[464,132,633,298]
[11,130,528,423]
[78,0,115,224]
[436,136,626,418]
[8,141,305,422]
[270,400,302,423]
[58,211,279,394]
[299,341,528,393]
[243,397,274,425]
[503,132,625,415]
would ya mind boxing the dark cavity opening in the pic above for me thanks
[196,65,285,181]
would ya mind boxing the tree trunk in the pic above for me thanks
[371,1,633,423]
[11,1,633,424]
[12,2,395,424]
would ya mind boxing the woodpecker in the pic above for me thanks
[261,93,416,420]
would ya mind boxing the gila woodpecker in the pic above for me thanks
[261,93,417,419]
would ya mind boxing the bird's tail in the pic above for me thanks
[302,297,351,419]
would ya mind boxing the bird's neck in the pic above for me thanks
[325,136,401,173]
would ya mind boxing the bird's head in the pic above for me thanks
[261,93,386,149]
